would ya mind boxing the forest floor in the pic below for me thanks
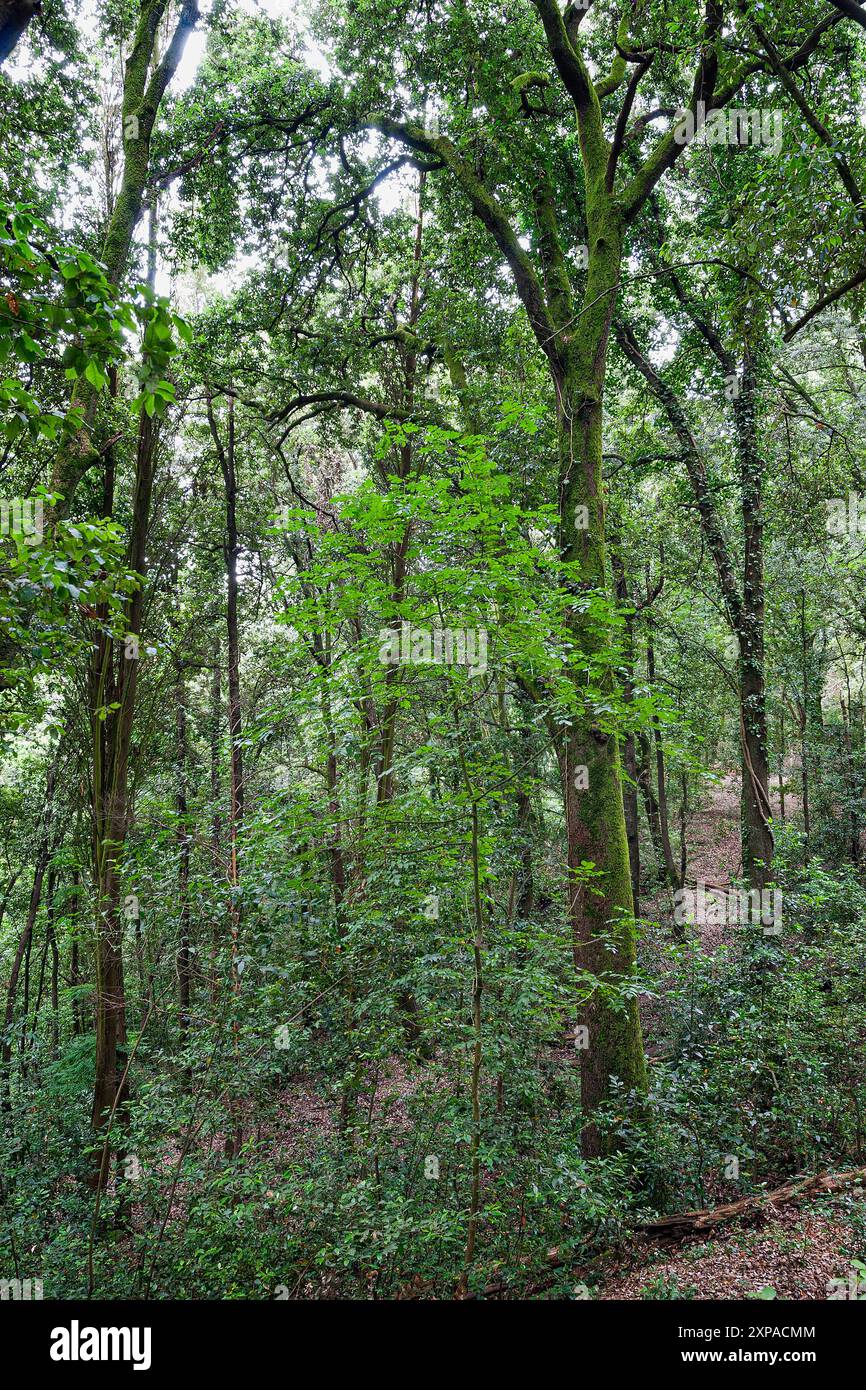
[596,1206,852,1300]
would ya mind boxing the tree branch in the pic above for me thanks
[783,264,866,340]
[615,318,743,633]
[531,0,599,117]
[369,115,563,376]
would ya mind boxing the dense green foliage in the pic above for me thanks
[2,0,866,1301]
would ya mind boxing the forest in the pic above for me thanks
[2,0,866,1309]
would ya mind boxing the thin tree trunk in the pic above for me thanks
[800,593,812,857]
[51,1,200,509]
[89,404,158,1187]
[612,548,641,911]
[616,320,773,888]
[778,702,786,821]
[207,393,244,1158]
[375,177,424,806]
[1,755,58,1111]
[26,867,56,1066]
[47,875,60,1059]
[452,689,485,1298]
[514,714,536,924]
[679,772,689,887]
[735,344,773,888]
[646,636,679,888]
[209,641,221,1005]
[69,870,87,1037]
[175,635,192,1063]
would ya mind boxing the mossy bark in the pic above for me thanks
[558,206,646,1153]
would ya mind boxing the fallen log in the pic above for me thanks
[636,1166,866,1243]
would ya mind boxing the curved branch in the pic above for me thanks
[828,0,866,29]
[531,0,599,117]
[783,264,866,340]
[368,115,563,375]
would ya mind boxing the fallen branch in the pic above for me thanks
[636,1166,866,1243]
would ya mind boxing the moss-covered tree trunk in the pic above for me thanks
[558,210,646,1154]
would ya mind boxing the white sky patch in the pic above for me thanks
[4,0,325,92]
[175,0,329,92]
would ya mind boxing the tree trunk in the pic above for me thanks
[1,755,57,1110]
[612,549,641,911]
[799,594,813,856]
[51,0,200,507]
[778,702,787,821]
[175,640,191,1060]
[209,641,222,1004]
[207,394,244,1158]
[89,406,158,1187]
[69,870,87,1037]
[557,218,647,1151]
[735,347,773,889]
[646,636,679,888]
[616,320,773,888]
[514,716,536,924]
[47,873,60,1059]
[0,0,41,63]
